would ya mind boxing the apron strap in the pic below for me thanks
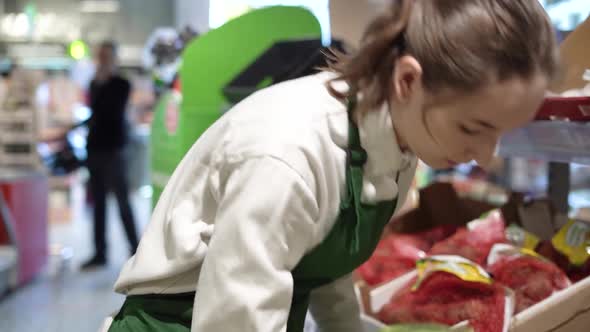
[341,97,368,211]
[345,97,367,166]
[342,97,371,253]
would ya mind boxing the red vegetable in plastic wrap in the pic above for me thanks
[377,272,507,332]
[358,234,428,286]
[358,226,457,286]
[429,212,506,265]
[489,254,570,313]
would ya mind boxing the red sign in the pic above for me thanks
[536,96,590,122]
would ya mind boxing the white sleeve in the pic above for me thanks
[308,274,363,332]
[191,156,318,332]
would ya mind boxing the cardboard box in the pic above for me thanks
[386,182,497,235]
[511,276,590,332]
[384,183,555,237]
[551,16,590,93]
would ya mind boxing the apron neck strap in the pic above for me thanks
[346,97,367,167]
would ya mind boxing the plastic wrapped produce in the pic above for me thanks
[488,244,571,313]
[429,211,506,265]
[358,226,457,286]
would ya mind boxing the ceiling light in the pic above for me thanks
[80,1,120,13]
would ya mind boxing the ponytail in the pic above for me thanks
[326,0,414,114]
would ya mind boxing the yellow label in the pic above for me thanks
[506,224,541,250]
[517,247,545,260]
[551,220,590,266]
[413,256,492,291]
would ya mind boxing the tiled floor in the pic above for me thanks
[0,190,151,332]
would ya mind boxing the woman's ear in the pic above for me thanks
[392,55,423,103]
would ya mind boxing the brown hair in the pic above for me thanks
[327,0,559,113]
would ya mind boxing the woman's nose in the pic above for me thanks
[473,138,499,169]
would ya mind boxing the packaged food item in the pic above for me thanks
[551,219,590,266]
[535,214,590,282]
[487,244,571,313]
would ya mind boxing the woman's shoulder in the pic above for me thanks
[224,73,346,131]
[209,75,348,192]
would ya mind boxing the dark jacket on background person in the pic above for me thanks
[87,75,131,152]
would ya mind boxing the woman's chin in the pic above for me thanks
[419,157,458,170]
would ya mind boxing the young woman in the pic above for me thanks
[102,1,558,331]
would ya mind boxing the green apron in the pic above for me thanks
[108,99,398,332]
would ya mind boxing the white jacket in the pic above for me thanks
[108,72,417,332]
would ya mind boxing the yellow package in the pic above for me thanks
[412,256,492,291]
[551,220,590,266]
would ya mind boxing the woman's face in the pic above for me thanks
[390,60,548,170]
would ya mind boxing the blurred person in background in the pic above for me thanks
[81,41,139,270]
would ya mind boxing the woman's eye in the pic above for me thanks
[460,125,480,136]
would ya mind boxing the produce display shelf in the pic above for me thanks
[498,97,590,165]
[498,96,590,214]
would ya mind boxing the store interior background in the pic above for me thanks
[0,0,588,331]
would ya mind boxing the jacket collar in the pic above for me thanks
[357,104,415,177]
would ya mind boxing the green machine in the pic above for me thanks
[150,6,321,204]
